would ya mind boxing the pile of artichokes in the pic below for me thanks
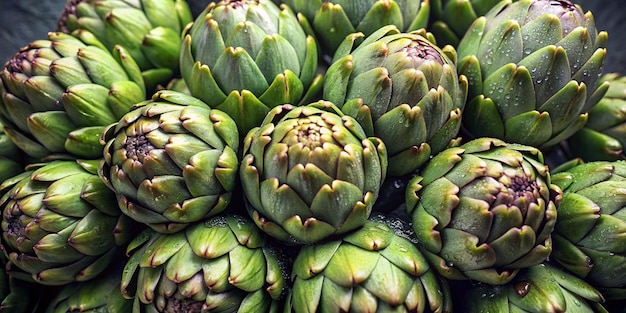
[0,0,624,312]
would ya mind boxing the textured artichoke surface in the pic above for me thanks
[406,137,560,285]
[99,90,240,234]
[240,101,387,244]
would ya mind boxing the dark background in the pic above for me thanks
[0,0,624,74]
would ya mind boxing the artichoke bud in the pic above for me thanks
[281,0,430,57]
[325,25,467,177]
[240,102,387,244]
[0,31,147,160]
[550,161,626,299]
[566,73,626,161]
[180,0,321,138]
[56,0,193,90]
[0,160,135,286]
[121,215,288,312]
[450,263,608,312]
[406,137,560,285]
[99,90,240,234]
[457,0,608,149]
[288,214,452,313]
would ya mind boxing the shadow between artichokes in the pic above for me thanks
[240,101,387,244]
[405,137,560,285]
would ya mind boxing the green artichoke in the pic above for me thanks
[99,90,240,234]
[325,25,468,177]
[429,0,516,47]
[44,262,132,313]
[0,32,145,159]
[405,137,559,285]
[280,0,430,57]
[121,215,288,312]
[240,101,387,244]
[179,0,322,136]
[457,0,609,148]
[57,0,193,92]
[550,160,626,299]
[0,160,137,286]
[450,263,608,312]
[288,214,452,313]
[566,73,626,161]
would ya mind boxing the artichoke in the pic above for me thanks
[0,160,137,286]
[429,0,515,47]
[121,215,288,312]
[288,214,452,313]
[450,263,608,312]
[44,262,132,313]
[280,0,430,57]
[0,31,145,159]
[405,137,560,285]
[457,0,609,148]
[566,73,626,161]
[180,0,322,136]
[56,0,193,92]
[550,160,626,299]
[240,101,387,244]
[324,25,468,177]
[99,90,240,234]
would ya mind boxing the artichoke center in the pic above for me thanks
[124,135,155,163]
[548,0,576,11]
[6,51,28,74]
[294,121,323,150]
[57,0,86,33]
[501,175,540,213]
[164,298,204,313]
[399,41,443,66]
[222,0,246,9]
[4,209,24,239]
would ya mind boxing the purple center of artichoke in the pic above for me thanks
[500,176,540,214]
[56,0,86,32]
[124,135,154,163]
[4,211,23,239]
[164,298,204,313]
[6,51,29,74]
[400,41,444,66]
[222,0,246,9]
[548,0,576,11]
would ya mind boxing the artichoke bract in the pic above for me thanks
[457,0,609,148]
[405,137,559,285]
[45,262,132,313]
[429,0,516,47]
[0,252,47,313]
[0,32,146,159]
[57,0,193,92]
[240,101,387,244]
[121,215,288,313]
[550,160,626,299]
[451,263,608,313]
[288,215,452,313]
[0,160,137,286]
[280,0,429,57]
[180,0,322,137]
[325,25,468,177]
[566,73,626,161]
[99,90,240,234]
